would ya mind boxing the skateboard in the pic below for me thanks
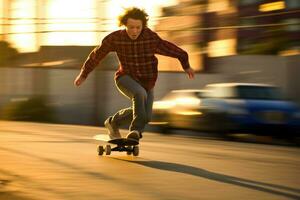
[97,138,139,156]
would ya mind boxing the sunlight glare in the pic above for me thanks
[9,0,37,52]
[208,39,237,57]
[45,0,96,46]
[3,0,178,52]
[0,0,3,39]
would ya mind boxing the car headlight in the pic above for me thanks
[153,101,175,110]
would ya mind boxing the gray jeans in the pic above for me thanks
[111,75,154,133]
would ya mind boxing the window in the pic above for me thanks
[236,86,282,100]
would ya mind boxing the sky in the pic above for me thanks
[0,0,178,52]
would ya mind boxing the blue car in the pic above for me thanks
[200,83,300,137]
[151,83,300,138]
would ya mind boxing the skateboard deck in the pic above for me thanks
[107,138,139,145]
[94,135,139,156]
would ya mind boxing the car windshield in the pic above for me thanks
[235,86,282,100]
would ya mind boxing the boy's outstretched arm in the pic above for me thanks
[74,34,115,87]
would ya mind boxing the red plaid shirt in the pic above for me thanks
[80,28,191,91]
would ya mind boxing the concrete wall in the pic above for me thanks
[210,55,287,86]
[0,68,97,125]
[285,55,300,104]
[210,55,300,101]
[0,67,227,126]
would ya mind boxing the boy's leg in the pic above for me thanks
[110,89,153,139]
[111,107,132,128]
[138,89,154,138]
[112,75,149,139]
[104,116,121,139]
[145,89,154,123]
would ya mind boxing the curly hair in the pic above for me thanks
[118,7,149,27]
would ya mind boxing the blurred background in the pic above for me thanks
[0,0,300,129]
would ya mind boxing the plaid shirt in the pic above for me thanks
[80,28,191,91]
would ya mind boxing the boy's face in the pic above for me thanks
[126,18,143,40]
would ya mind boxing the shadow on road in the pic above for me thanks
[113,158,300,200]
[0,178,36,200]
[0,192,35,200]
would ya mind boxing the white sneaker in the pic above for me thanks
[126,130,140,142]
[104,117,121,139]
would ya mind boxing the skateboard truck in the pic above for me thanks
[97,138,139,156]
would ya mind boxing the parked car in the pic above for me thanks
[151,83,300,138]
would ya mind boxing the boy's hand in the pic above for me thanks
[74,74,86,86]
[185,68,195,79]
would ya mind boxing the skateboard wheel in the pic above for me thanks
[127,151,132,155]
[132,146,139,156]
[126,146,132,155]
[105,145,111,155]
[98,145,104,156]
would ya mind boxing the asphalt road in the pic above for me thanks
[0,121,300,200]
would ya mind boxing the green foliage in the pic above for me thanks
[0,96,56,122]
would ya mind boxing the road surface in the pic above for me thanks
[0,121,300,200]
